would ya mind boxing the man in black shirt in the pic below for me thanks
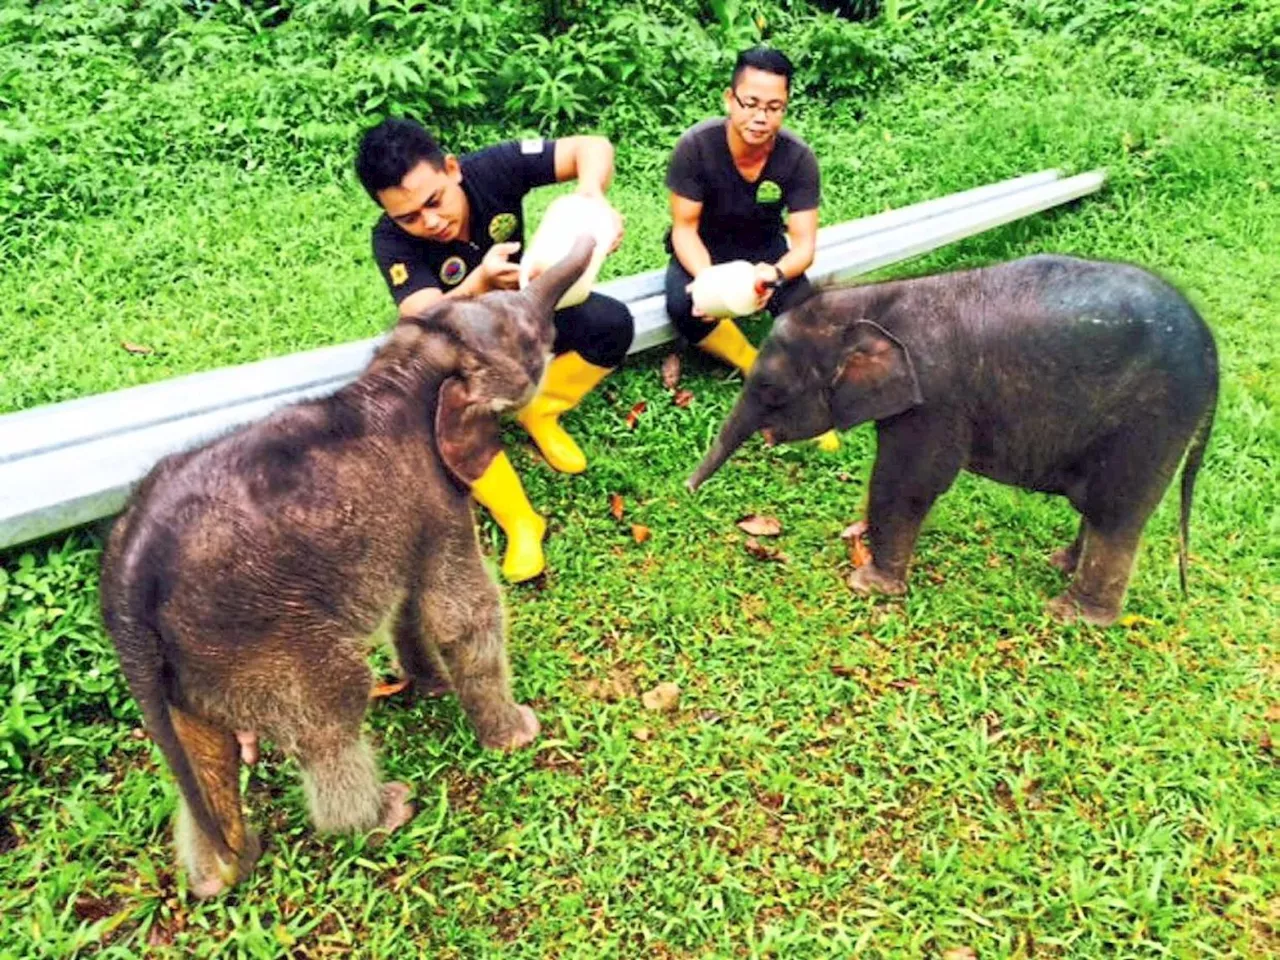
[356,118,633,582]
[665,47,837,451]
[663,50,814,354]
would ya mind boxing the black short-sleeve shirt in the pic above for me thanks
[665,119,820,261]
[372,139,559,305]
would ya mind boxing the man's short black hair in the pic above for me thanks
[354,117,446,202]
[731,47,794,92]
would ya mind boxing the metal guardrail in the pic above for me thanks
[0,169,1105,550]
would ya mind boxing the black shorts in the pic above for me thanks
[552,292,634,367]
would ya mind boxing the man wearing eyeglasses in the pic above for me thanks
[664,47,827,401]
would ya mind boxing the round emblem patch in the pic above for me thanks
[388,262,409,287]
[756,180,782,204]
[488,212,518,242]
[440,256,467,286]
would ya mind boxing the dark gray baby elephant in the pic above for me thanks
[99,236,597,897]
[688,255,1218,625]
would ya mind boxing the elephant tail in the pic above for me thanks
[1178,402,1216,596]
[102,531,237,866]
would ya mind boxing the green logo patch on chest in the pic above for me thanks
[488,212,518,242]
[756,180,782,204]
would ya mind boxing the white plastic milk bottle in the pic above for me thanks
[519,194,617,309]
[690,260,762,318]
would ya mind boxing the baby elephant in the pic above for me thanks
[689,255,1218,625]
[99,236,597,897]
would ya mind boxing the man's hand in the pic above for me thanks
[576,188,625,254]
[481,241,521,290]
[752,262,783,309]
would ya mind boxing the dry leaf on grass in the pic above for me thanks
[121,341,154,355]
[744,537,788,563]
[737,514,782,537]
[673,389,695,408]
[632,726,653,742]
[370,677,411,699]
[625,401,647,429]
[661,353,681,391]
[840,519,871,568]
[641,681,680,712]
[943,949,978,960]
[631,524,651,544]
[609,493,625,521]
[1118,613,1157,628]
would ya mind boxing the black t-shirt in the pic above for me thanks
[371,139,559,305]
[665,118,820,261]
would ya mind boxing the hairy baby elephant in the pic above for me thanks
[99,236,598,898]
[689,255,1218,626]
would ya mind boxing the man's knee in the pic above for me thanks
[560,294,633,368]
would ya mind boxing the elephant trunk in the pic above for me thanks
[522,234,596,318]
[686,399,760,492]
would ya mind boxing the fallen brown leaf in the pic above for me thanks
[737,514,782,537]
[625,401,647,429]
[370,677,411,699]
[840,519,871,568]
[130,727,148,740]
[641,681,680,712]
[121,341,154,355]
[744,537,788,563]
[610,493,624,521]
[1266,703,1280,722]
[631,524,651,544]
[661,353,681,391]
[673,389,695,408]
[632,726,653,742]
[943,948,977,960]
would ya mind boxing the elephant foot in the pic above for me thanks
[482,705,541,752]
[190,830,261,900]
[1048,545,1080,575]
[414,676,453,699]
[1046,592,1119,627]
[847,564,907,597]
[378,782,416,833]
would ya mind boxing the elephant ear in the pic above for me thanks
[830,320,923,429]
[434,376,503,487]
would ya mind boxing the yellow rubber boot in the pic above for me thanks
[697,319,758,376]
[815,430,841,452]
[469,452,547,583]
[517,351,611,474]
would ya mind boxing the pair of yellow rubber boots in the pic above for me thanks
[470,350,609,582]
[471,322,837,584]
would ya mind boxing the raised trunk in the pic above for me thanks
[522,234,597,318]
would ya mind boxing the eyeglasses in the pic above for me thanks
[731,91,787,117]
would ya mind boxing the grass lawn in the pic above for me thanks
[1,25,1277,960]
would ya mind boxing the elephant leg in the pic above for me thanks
[850,420,962,596]
[417,533,539,751]
[392,589,453,699]
[1047,523,1142,626]
[1047,426,1185,624]
[1049,518,1085,575]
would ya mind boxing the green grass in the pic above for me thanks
[2,24,1278,960]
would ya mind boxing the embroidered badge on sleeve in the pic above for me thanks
[389,262,409,286]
